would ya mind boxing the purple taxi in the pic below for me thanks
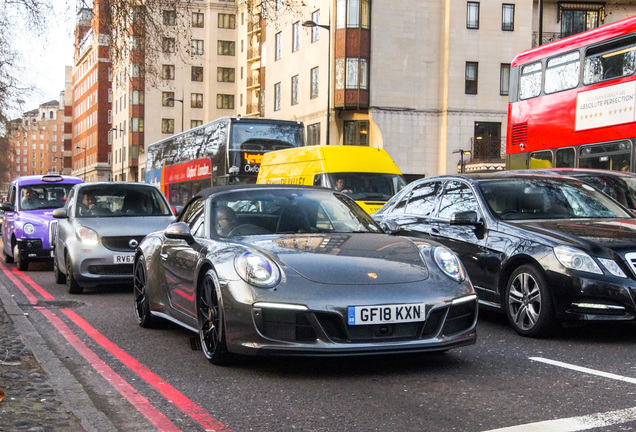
[1,175,84,271]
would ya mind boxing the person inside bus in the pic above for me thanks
[336,177,353,194]
[216,206,239,237]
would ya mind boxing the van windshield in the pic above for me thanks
[328,173,406,201]
[19,184,74,211]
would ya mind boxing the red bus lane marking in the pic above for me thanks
[11,268,55,300]
[61,309,232,432]
[0,264,232,432]
[0,262,39,304]
[37,307,181,432]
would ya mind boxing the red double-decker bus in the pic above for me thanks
[506,16,636,172]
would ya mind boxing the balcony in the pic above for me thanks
[247,73,261,89]
[463,137,506,173]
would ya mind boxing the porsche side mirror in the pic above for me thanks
[165,222,196,244]
[381,219,401,234]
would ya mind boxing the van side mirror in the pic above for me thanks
[0,202,14,212]
[450,211,481,226]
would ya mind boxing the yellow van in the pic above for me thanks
[257,145,406,213]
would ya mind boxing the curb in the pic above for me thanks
[0,278,117,432]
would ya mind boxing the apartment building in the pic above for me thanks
[6,99,69,178]
[71,2,113,183]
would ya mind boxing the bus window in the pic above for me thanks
[519,61,542,100]
[579,140,632,170]
[545,51,580,94]
[555,148,575,167]
[530,151,553,168]
[584,37,636,84]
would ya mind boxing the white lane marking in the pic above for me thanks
[482,357,636,432]
[530,357,636,385]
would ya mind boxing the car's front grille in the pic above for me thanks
[253,301,477,344]
[102,236,146,252]
[624,252,636,277]
[88,264,133,275]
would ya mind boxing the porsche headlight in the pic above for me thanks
[432,247,466,282]
[75,225,99,246]
[235,251,281,288]
[23,223,35,235]
[554,246,602,274]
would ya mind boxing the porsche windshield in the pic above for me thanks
[212,189,384,237]
[479,177,633,220]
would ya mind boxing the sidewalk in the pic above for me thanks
[0,281,115,432]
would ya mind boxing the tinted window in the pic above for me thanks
[438,181,479,220]
[403,181,441,216]
[584,36,636,84]
[179,197,205,237]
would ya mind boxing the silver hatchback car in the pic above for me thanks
[52,182,175,294]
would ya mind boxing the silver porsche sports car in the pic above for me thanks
[133,185,477,365]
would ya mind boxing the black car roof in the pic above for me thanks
[194,183,334,199]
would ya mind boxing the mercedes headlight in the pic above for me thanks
[554,246,602,274]
[235,251,281,288]
[75,225,99,246]
[432,247,466,282]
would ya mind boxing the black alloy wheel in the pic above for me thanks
[198,269,233,366]
[133,256,153,328]
[505,264,554,338]
[65,251,83,294]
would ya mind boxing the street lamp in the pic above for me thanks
[165,97,184,133]
[302,19,331,145]
[75,146,87,181]
[453,149,471,174]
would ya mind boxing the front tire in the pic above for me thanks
[3,244,14,264]
[505,264,554,338]
[65,252,83,294]
[198,270,233,366]
[133,256,153,328]
[14,244,27,271]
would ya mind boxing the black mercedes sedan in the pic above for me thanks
[372,172,636,337]
[133,185,477,365]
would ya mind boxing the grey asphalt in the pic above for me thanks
[0,279,116,432]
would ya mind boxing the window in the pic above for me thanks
[163,92,175,106]
[291,75,299,105]
[217,94,234,109]
[192,39,204,55]
[191,120,203,128]
[584,37,636,84]
[545,51,580,93]
[217,67,235,82]
[218,13,236,29]
[163,10,176,25]
[337,0,369,29]
[193,12,204,28]
[192,66,204,81]
[275,32,282,60]
[131,118,144,132]
[401,182,442,216]
[311,10,320,42]
[307,123,320,146]
[467,2,479,29]
[519,61,542,99]
[292,22,300,52]
[217,40,235,56]
[465,62,478,94]
[162,64,175,80]
[130,90,144,105]
[162,119,174,134]
[343,58,369,90]
[500,64,510,96]
[502,4,514,31]
[162,37,175,53]
[560,4,602,37]
[191,93,203,108]
[274,82,281,111]
[343,121,369,146]
[311,67,319,99]
[438,181,479,220]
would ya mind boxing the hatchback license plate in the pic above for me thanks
[113,254,134,264]
[348,303,426,325]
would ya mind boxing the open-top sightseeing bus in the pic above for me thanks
[506,16,636,172]
[145,117,304,206]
